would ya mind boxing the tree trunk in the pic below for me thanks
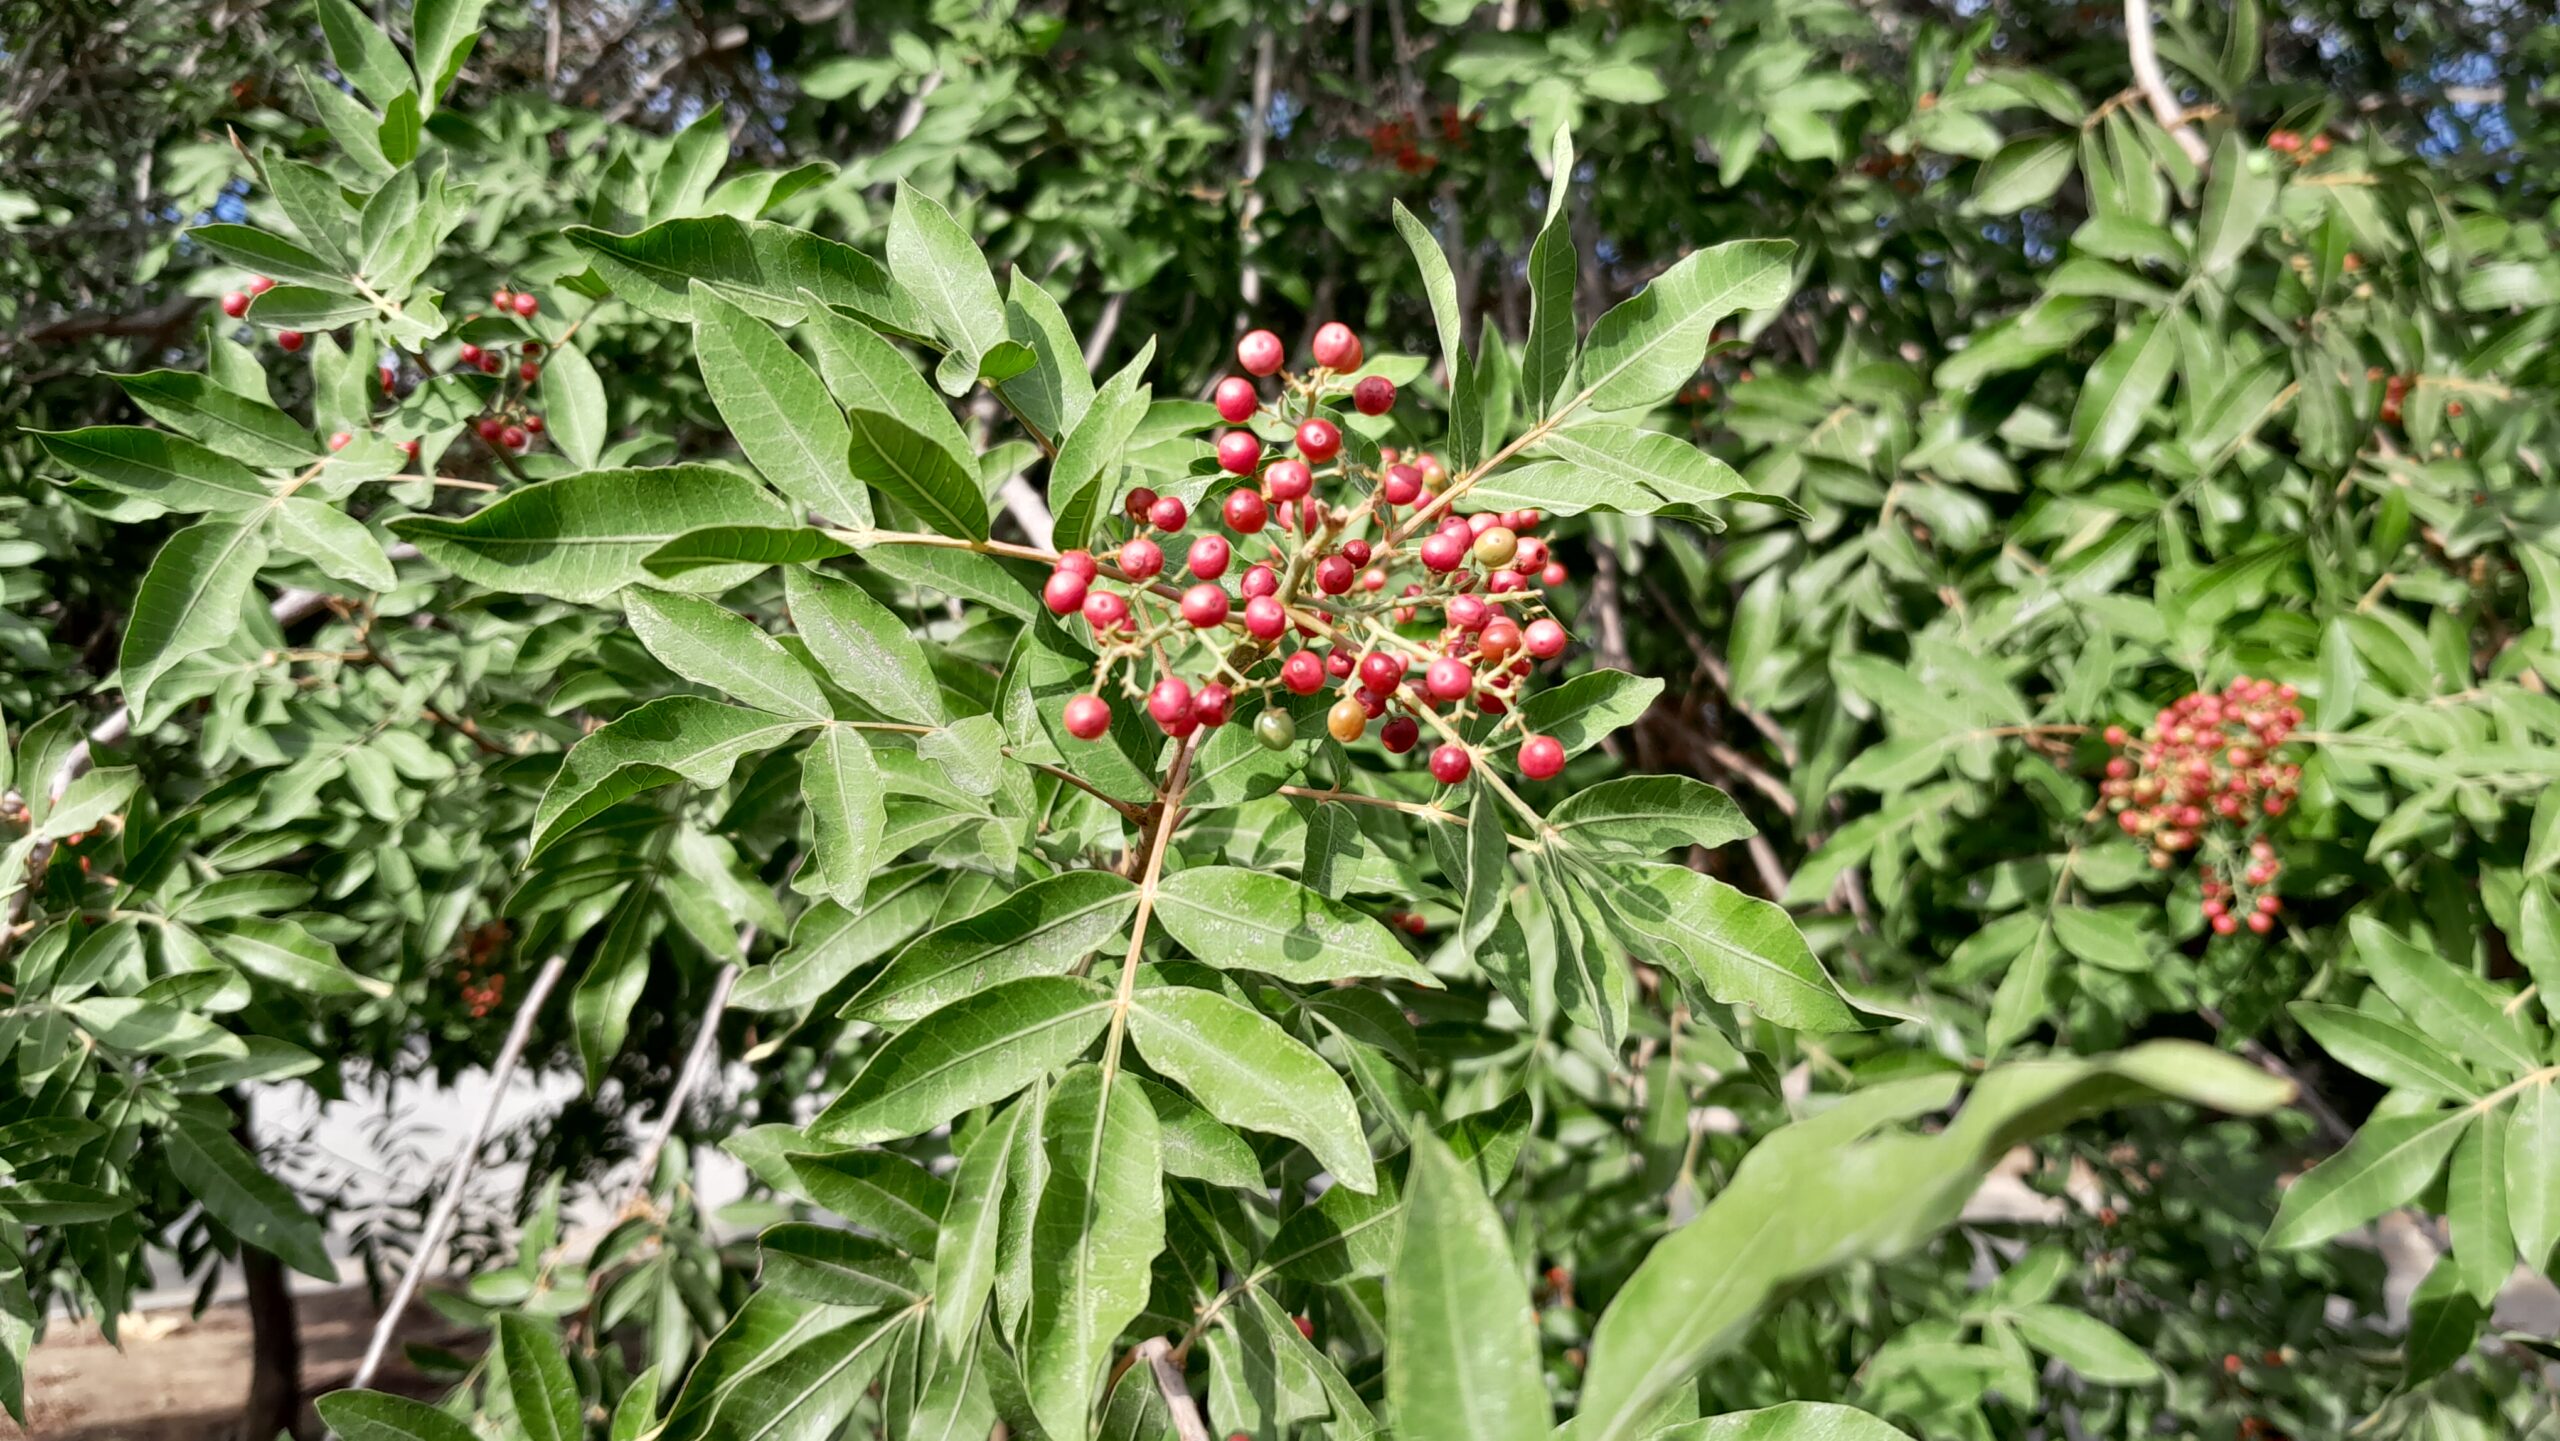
[234,1098,304,1441]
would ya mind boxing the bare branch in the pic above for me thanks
[2124,0,2210,167]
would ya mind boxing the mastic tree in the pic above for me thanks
[8,1,2560,1439]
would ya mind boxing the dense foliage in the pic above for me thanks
[7,1,2560,1437]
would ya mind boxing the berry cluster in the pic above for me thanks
[453,966,508,1019]
[1048,321,1579,787]
[2100,678,2303,936]
[2264,128,2332,161]
[459,288,549,455]
[1364,105,1473,174]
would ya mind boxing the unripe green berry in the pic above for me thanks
[1254,708,1297,750]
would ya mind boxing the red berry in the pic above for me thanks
[500,425,528,450]
[1540,561,1568,588]
[276,330,306,352]
[1195,683,1234,727]
[523,414,545,433]
[1519,735,1565,779]
[1149,675,1195,728]
[520,360,540,382]
[1523,619,1567,659]
[1420,532,1467,573]
[1428,744,1473,785]
[1063,694,1112,740]
[1124,487,1160,522]
[1316,555,1355,595]
[1425,657,1472,702]
[1187,535,1232,580]
[475,417,505,441]
[1447,595,1489,632]
[1217,430,1263,475]
[1223,488,1268,534]
[379,365,398,394]
[1512,536,1547,571]
[458,343,484,367]
[1359,652,1406,693]
[1181,583,1231,628]
[1326,649,1356,679]
[1480,618,1522,658]
[1487,568,1526,595]
[1237,329,1285,377]
[1118,537,1164,581]
[1043,569,1090,615]
[492,288,515,309]
[397,439,421,460]
[220,291,250,318]
[246,275,276,294]
[1058,548,1100,581]
[1241,564,1279,598]
[1244,595,1287,640]
[1150,495,1190,532]
[2246,910,2274,934]
[1082,590,1131,632]
[1283,651,1326,694]
[1381,465,1423,506]
[1381,715,1420,754]
[1214,377,1259,423]
[478,352,504,375]
[1296,418,1342,462]
[327,430,353,451]
[511,292,539,317]
[1265,459,1313,502]
[1354,376,1396,415]
[1311,323,1361,371]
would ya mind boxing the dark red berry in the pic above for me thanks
[1124,487,1160,522]
[1428,744,1473,785]
[1353,375,1396,415]
[1359,652,1405,693]
[1381,465,1423,506]
[1214,376,1259,422]
[1519,735,1565,780]
[1296,418,1342,462]
[475,417,505,442]
[500,424,528,450]
[1265,459,1312,502]
[276,330,306,352]
[1381,716,1420,754]
[1316,555,1355,595]
[220,291,249,318]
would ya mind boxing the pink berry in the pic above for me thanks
[1282,651,1326,694]
[1063,694,1112,740]
[1265,459,1313,502]
[1195,683,1234,728]
[1354,376,1396,415]
[492,288,515,309]
[1217,430,1264,475]
[246,275,276,295]
[1215,377,1259,422]
[276,330,306,352]
[1188,534,1231,579]
[1447,595,1489,631]
[1523,619,1567,659]
[1311,322,1361,371]
[1244,595,1287,640]
[397,439,421,460]
[1541,560,1568,587]
[325,430,352,452]
[1428,744,1473,785]
[1241,564,1279,598]
[1058,549,1100,581]
[1381,716,1420,754]
[1488,568,1526,595]
[220,291,249,318]
[511,292,539,317]
[1359,652,1406,693]
[1316,555,1355,595]
[1043,569,1090,615]
[1237,329,1285,377]
[458,343,484,368]
[1326,648,1356,679]
[1420,532,1467,573]
[1382,465,1423,507]
[1150,495,1190,532]
[1181,583,1231,628]
[1082,590,1131,632]
[1426,657,1472,702]
[1296,418,1342,462]
[519,360,540,382]
[500,425,528,450]
[1118,537,1164,581]
[1223,488,1268,534]
[1519,735,1565,780]
[1148,676,1195,730]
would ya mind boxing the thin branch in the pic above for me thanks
[348,952,571,1392]
[1082,292,1125,373]
[624,957,744,1206]
[1136,1337,1214,1441]
[2124,0,2210,167]
[1236,29,1276,309]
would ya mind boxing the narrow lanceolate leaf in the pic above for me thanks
[758,1224,923,1308]
[889,182,1008,395]
[203,917,382,996]
[2196,129,2276,276]
[1661,1403,1916,1440]
[166,1116,337,1281]
[800,728,886,908]
[1000,273,1096,443]
[1515,669,1664,759]
[38,426,274,512]
[1045,351,1154,549]
[645,525,857,576]
[567,216,917,333]
[626,588,833,720]
[1127,985,1376,1193]
[391,465,791,603]
[1589,861,1858,1031]
[847,407,988,541]
[109,373,317,468]
[2448,1107,2514,1304]
[2006,1304,2157,1384]
[272,497,397,590]
[187,222,346,289]
[2065,315,2177,468]
[315,1392,479,1441]
[1387,1130,1548,1441]
[844,871,1137,1023]
[122,519,269,728]
[1521,123,1578,415]
[934,1101,1022,1351]
[1549,776,1755,856]
[1152,866,1437,987]
[810,977,1114,1144]
[1576,239,1795,415]
[531,697,819,855]
[2509,1077,2560,1271]
[2265,1109,2471,1249]
[733,869,941,1013]
[500,1314,582,1441]
[1526,424,1760,516]
[692,282,872,529]
[2347,915,2540,1074]
[799,290,975,473]
[715,1315,906,1441]
[1392,201,1477,464]
[784,567,947,725]
[785,1150,949,1254]
[1023,1065,1165,1441]
[2287,1001,2483,1100]
[541,343,610,469]
[1457,785,1509,951]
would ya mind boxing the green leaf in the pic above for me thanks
[2288,1001,2482,1100]
[1392,201,1477,467]
[799,292,975,477]
[692,281,871,530]
[272,498,396,591]
[2349,915,2539,1075]
[166,1115,336,1281]
[1127,984,1375,1192]
[733,869,941,1012]
[36,426,275,511]
[645,525,857,576]
[1970,133,2077,215]
[1522,123,1578,417]
[2448,1106,2514,1304]
[1000,273,1095,443]
[2196,129,2276,276]
[1662,1403,1916,1440]
[314,0,410,107]
[2066,315,2177,468]
[783,567,946,725]
[531,697,819,855]
[1386,1130,1547,1441]
[203,917,381,997]
[713,1315,905,1441]
[889,183,1007,396]
[1137,1077,1264,1188]
[758,1224,923,1308]
[2007,1304,2157,1384]
[409,0,489,103]
[574,895,654,1089]
[626,588,833,720]
[810,976,1113,1144]
[539,344,610,470]
[797,727,886,908]
[499,1314,581,1441]
[1576,240,1794,414]
[315,1391,480,1441]
[933,1101,1021,1350]
[844,871,1137,1024]
[1498,424,1762,521]
[1549,776,1753,855]
[188,223,346,290]
[1516,669,1664,759]
[566,217,916,334]
[1046,349,1155,549]
[246,285,375,329]
[109,372,316,468]
[847,407,988,541]
[2265,1109,2470,1249]
[122,519,269,728]
[1022,1065,1164,1441]
[391,465,792,603]
[2509,1078,2560,1271]
[785,1150,949,1254]
[1587,861,1858,1032]
[1152,866,1438,987]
